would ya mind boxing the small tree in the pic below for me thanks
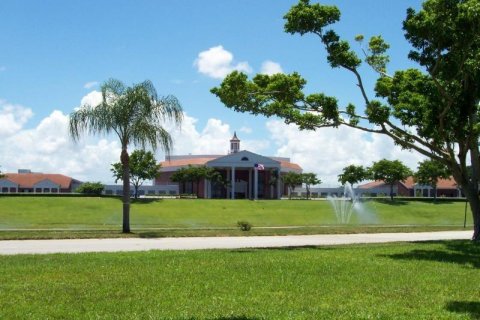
[0,166,5,179]
[111,150,160,199]
[282,172,303,199]
[414,159,451,200]
[302,172,321,199]
[338,165,370,187]
[76,182,104,196]
[370,159,412,201]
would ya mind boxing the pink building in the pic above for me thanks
[156,133,302,199]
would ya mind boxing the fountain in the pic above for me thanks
[327,184,374,224]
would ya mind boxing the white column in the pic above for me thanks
[226,169,230,198]
[254,168,258,200]
[248,169,252,199]
[231,166,236,199]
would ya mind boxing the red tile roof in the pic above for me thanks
[359,176,458,189]
[160,156,302,172]
[4,173,74,189]
[160,157,217,168]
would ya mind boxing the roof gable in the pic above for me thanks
[207,150,280,168]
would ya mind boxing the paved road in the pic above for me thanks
[0,231,472,255]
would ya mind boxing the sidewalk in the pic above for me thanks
[0,231,472,255]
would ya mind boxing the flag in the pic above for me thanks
[254,163,265,170]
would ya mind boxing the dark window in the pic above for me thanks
[241,157,249,161]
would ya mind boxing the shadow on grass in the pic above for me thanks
[383,240,480,269]
[137,231,168,238]
[186,317,260,320]
[445,301,480,319]
[229,245,332,253]
[371,199,409,206]
[131,198,164,205]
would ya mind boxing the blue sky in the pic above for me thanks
[0,0,426,185]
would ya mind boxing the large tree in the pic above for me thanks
[338,165,370,187]
[70,79,183,233]
[370,159,413,201]
[414,159,451,200]
[111,149,161,199]
[211,0,480,240]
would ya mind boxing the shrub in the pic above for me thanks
[237,221,252,231]
[76,182,104,196]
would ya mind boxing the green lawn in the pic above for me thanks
[1,240,478,319]
[0,196,473,239]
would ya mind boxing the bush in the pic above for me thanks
[76,182,104,196]
[237,221,252,231]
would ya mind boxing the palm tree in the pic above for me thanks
[69,78,183,233]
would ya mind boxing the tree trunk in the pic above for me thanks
[390,184,394,201]
[121,148,130,233]
[465,187,480,241]
[433,185,437,202]
[134,184,139,199]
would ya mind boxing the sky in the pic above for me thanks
[0,0,427,186]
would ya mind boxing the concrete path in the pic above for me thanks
[0,231,472,255]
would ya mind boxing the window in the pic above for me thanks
[241,157,249,161]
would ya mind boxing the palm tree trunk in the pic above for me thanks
[121,148,130,233]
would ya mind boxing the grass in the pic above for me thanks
[0,240,478,319]
[0,196,473,239]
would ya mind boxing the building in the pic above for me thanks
[156,133,302,199]
[357,176,462,198]
[0,169,83,193]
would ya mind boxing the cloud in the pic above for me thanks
[83,81,99,89]
[260,60,283,75]
[239,126,252,134]
[0,100,34,137]
[194,45,252,79]
[266,120,426,186]
[80,90,102,108]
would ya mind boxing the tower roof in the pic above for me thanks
[230,131,240,141]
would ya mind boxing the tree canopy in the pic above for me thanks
[282,171,303,199]
[338,165,370,186]
[111,149,161,199]
[370,159,413,201]
[414,159,451,200]
[170,165,223,197]
[302,172,321,199]
[69,78,182,232]
[211,0,480,240]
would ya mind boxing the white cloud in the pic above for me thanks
[0,95,121,183]
[194,45,252,79]
[239,126,252,134]
[83,81,99,89]
[266,120,426,186]
[0,100,34,137]
[80,90,102,108]
[260,60,283,75]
